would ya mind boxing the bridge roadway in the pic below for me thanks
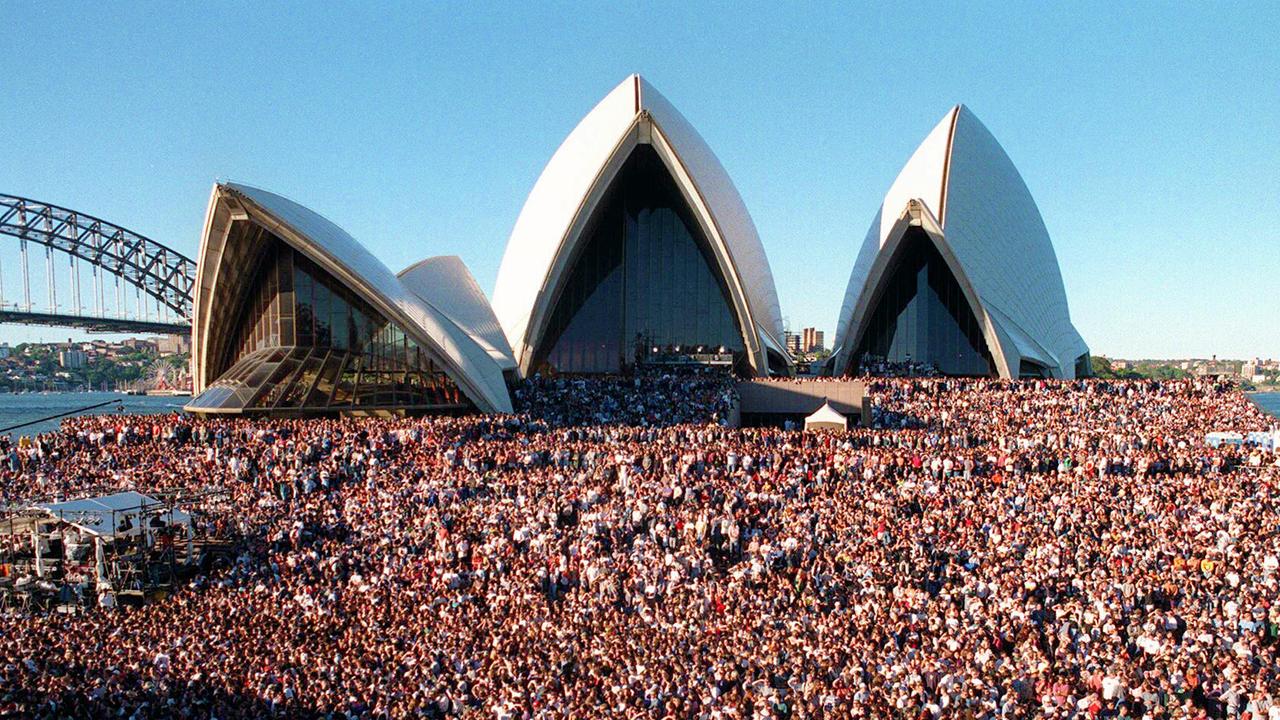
[0,309,189,335]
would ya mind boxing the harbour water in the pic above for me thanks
[1253,392,1280,419]
[0,392,183,437]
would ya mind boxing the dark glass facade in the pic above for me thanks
[189,232,470,413]
[1019,360,1050,379]
[1074,353,1092,378]
[535,146,745,374]
[851,228,994,376]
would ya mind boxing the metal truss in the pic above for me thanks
[0,193,195,320]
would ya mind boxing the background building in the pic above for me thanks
[58,348,86,369]
[801,328,824,353]
[154,334,191,356]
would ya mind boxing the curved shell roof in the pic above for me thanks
[833,106,1088,378]
[398,255,516,372]
[491,74,786,374]
[193,183,513,413]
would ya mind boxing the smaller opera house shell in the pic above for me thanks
[492,75,791,378]
[830,105,1089,379]
[186,183,514,415]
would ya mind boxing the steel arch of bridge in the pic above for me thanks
[0,193,195,321]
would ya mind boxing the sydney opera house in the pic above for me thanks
[186,183,515,415]
[186,75,1089,417]
[828,105,1090,380]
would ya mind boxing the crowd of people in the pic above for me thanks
[512,368,738,428]
[855,356,943,378]
[0,373,1278,719]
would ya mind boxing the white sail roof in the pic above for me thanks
[833,105,1088,378]
[192,183,513,413]
[398,256,516,371]
[492,74,787,375]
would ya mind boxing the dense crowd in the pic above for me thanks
[513,368,737,427]
[0,375,1278,719]
[856,356,942,378]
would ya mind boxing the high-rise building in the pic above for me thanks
[801,328,824,353]
[785,333,803,355]
[59,349,86,369]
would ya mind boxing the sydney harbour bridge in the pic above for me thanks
[0,193,194,335]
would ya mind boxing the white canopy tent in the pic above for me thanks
[1244,430,1279,453]
[34,491,190,539]
[804,401,848,431]
[1205,431,1245,448]
[2,491,192,582]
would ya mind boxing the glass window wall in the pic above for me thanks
[189,230,471,413]
[851,228,994,377]
[536,145,745,374]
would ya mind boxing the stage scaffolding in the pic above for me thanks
[0,487,233,612]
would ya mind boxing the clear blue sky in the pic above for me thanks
[2,2,1277,359]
